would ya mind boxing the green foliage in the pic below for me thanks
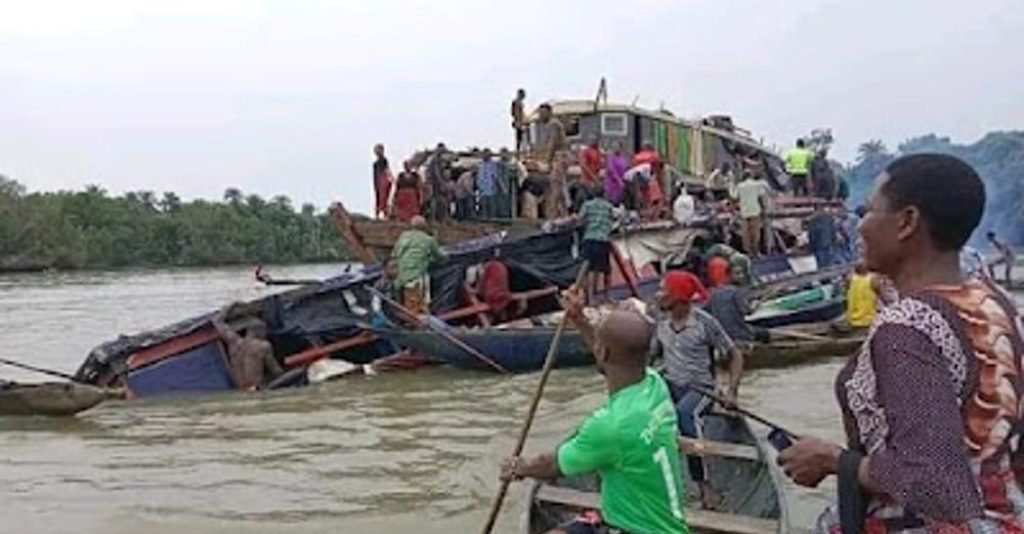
[0,183,354,271]
[843,131,1024,243]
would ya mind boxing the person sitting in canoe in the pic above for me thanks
[501,294,688,534]
[649,270,746,509]
[778,154,1024,533]
[213,304,284,391]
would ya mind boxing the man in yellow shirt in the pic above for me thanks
[784,139,814,197]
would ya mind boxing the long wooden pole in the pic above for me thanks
[479,261,589,534]
[0,358,78,381]
[366,286,511,374]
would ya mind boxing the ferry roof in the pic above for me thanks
[529,99,776,157]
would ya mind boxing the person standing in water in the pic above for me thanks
[213,304,283,390]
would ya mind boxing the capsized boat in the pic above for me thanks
[0,381,109,416]
[522,412,789,534]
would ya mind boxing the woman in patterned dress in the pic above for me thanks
[777,154,1024,533]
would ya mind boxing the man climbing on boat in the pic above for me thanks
[649,270,745,509]
[501,295,689,534]
[212,304,284,391]
[578,186,615,303]
[392,215,447,315]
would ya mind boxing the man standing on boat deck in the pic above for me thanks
[426,143,451,221]
[733,171,771,258]
[579,186,615,303]
[511,88,528,153]
[392,216,447,315]
[501,296,688,534]
[784,139,813,197]
[650,270,745,509]
[807,203,838,268]
[538,103,566,167]
[476,149,501,219]
[213,304,284,390]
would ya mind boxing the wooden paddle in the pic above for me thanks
[479,261,589,534]
[0,357,78,381]
[769,327,834,343]
[366,286,511,374]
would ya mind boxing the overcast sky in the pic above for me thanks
[1,0,1021,214]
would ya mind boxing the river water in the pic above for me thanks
[0,264,873,533]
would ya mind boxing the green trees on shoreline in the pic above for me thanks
[0,178,354,272]
[842,131,1024,244]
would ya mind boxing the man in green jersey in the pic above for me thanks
[501,290,689,534]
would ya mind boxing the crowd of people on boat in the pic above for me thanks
[370,89,851,234]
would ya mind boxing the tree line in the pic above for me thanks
[0,180,356,272]
[841,131,1024,244]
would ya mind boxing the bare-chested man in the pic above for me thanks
[213,304,283,390]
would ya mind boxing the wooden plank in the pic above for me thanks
[328,202,379,265]
[535,485,778,534]
[678,437,761,462]
[284,331,378,367]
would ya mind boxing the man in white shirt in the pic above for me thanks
[672,188,696,224]
[733,173,771,257]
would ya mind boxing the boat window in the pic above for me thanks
[559,115,581,138]
[601,113,628,136]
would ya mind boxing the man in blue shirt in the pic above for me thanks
[476,149,500,219]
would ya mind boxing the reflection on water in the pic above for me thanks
[4,265,1014,533]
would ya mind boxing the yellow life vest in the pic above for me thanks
[785,147,813,175]
[846,273,877,327]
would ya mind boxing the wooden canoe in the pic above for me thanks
[375,321,862,374]
[371,327,593,373]
[0,381,109,416]
[748,330,865,369]
[522,413,790,534]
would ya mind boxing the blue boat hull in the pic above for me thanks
[374,328,593,373]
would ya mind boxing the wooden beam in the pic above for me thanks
[678,436,761,462]
[328,202,378,265]
[534,485,778,534]
[610,242,641,299]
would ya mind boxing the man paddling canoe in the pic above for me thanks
[500,292,688,534]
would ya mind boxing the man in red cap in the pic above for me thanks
[650,269,745,508]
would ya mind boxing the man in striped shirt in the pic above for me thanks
[579,187,615,303]
[649,270,745,508]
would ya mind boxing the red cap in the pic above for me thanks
[664,270,709,303]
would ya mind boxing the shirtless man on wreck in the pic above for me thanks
[213,304,283,390]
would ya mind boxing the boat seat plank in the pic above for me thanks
[678,437,761,462]
[535,485,778,534]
